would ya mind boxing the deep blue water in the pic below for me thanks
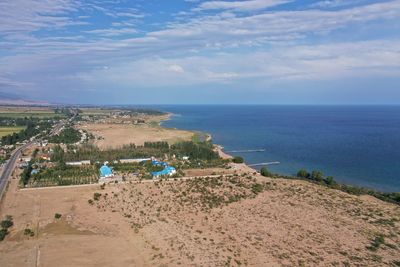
[156,105,400,192]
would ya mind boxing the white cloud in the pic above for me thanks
[65,40,400,89]
[0,0,81,36]
[85,28,137,37]
[311,0,364,8]
[0,0,400,100]
[168,64,185,73]
[196,0,291,12]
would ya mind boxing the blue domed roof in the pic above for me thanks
[100,165,113,177]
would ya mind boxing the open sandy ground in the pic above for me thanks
[1,170,399,267]
[78,122,194,149]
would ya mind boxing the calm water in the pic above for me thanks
[157,105,400,192]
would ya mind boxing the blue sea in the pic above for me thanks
[156,105,400,192]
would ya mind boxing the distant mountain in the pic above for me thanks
[0,91,50,106]
[0,91,20,100]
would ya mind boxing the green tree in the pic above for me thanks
[232,156,244,164]
[260,167,272,177]
[311,170,324,182]
[0,215,13,229]
[325,176,336,186]
[297,169,310,178]
[52,145,65,162]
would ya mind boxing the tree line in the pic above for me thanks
[1,121,52,145]
[52,141,219,163]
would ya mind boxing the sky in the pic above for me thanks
[0,0,399,105]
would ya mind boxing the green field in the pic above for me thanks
[0,112,65,118]
[0,126,26,137]
[0,107,66,119]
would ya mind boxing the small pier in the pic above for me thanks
[248,161,280,167]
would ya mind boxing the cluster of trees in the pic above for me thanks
[296,169,336,185]
[61,141,219,163]
[174,158,228,170]
[125,108,165,116]
[170,141,219,161]
[20,149,38,186]
[32,165,97,181]
[0,117,40,127]
[1,121,51,145]
[54,108,73,117]
[295,168,400,205]
[0,215,13,241]
[144,141,169,150]
[62,143,160,163]
[49,127,81,144]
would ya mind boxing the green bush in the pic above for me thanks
[260,167,272,177]
[232,156,244,164]
[296,169,310,178]
[24,228,35,236]
[0,215,13,241]
[311,170,324,182]
[93,192,102,201]
[0,216,13,229]
[54,213,62,219]
[251,183,264,194]
[367,234,385,251]
[0,229,8,241]
[325,176,336,186]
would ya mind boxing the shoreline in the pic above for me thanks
[159,112,400,202]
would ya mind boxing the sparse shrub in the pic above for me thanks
[24,228,34,236]
[54,213,62,219]
[251,183,264,194]
[392,260,400,267]
[232,156,244,164]
[367,234,385,251]
[88,199,94,205]
[0,229,8,241]
[93,192,102,201]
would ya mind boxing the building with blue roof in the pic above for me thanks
[100,164,114,178]
[152,166,176,178]
[152,160,168,167]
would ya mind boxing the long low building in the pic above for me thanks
[66,160,91,166]
[119,158,151,164]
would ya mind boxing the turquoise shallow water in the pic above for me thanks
[157,105,400,192]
